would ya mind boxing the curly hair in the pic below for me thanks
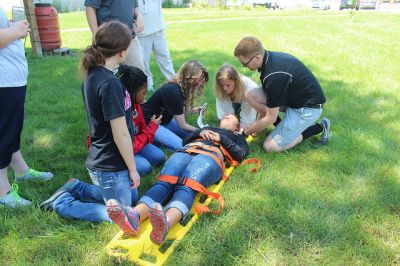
[169,60,209,111]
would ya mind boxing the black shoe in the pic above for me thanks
[317,118,331,145]
[39,178,78,210]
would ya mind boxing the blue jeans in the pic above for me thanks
[163,119,190,139]
[135,143,165,175]
[52,179,112,223]
[88,168,136,207]
[154,123,184,151]
[139,152,222,218]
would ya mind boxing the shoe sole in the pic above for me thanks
[323,118,331,140]
[39,190,66,210]
[107,200,138,236]
[149,204,167,245]
[15,175,53,182]
[39,179,78,210]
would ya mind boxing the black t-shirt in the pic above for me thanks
[142,83,184,125]
[183,127,250,163]
[259,50,326,109]
[82,67,134,171]
[84,0,137,38]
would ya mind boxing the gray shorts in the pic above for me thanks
[269,107,322,148]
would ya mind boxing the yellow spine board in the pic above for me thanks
[106,137,252,265]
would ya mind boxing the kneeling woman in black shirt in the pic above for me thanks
[142,60,209,150]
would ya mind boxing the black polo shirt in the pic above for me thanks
[259,50,326,109]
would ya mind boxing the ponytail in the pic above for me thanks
[80,21,132,76]
[81,44,105,76]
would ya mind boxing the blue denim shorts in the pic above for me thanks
[270,107,322,148]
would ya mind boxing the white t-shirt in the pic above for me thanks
[138,0,165,37]
[0,8,28,88]
[216,76,258,128]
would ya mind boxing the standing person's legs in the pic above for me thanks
[138,34,155,89]
[163,119,190,139]
[0,86,27,178]
[264,107,322,152]
[153,30,175,80]
[154,125,183,150]
[125,36,145,71]
[0,168,10,198]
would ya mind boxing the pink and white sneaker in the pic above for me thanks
[106,199,140,236]
[149,202,169,245]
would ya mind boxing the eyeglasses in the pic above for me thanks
[241,53,258,67]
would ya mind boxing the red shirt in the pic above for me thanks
[131,103,158,153]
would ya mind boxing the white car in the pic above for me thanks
[311,0,331,9]
[251,0,279,9]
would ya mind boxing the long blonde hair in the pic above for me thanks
[169,60,209,111]
[214,64,245,102]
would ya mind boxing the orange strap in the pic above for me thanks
[188,139,239,167]
[240,158,261,173]
[158,175,224,215]
[184,146,228,181]
[218,145,239,167]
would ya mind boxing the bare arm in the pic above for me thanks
[134,7,143,33]
[244,106,279,136]
[85,6,98,36]
[174,114,197,132]
[110,116,140,188]
[0,20,30,48]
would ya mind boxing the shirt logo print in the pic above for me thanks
[124,91,132,111]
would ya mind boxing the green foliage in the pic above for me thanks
[2,8,400,265]
[162,0,190,8]
[52,0,70,13]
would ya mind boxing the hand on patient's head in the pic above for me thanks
[220,114,239,131]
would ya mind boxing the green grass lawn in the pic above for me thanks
[1,8,399,265]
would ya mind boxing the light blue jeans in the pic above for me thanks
[52,179,112,222]
[154,119,188,150]
[163,119,190,139]
[139,151,222,219]
[52,168,139,223]
[87,168,136,207]
[135,143,165,175]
